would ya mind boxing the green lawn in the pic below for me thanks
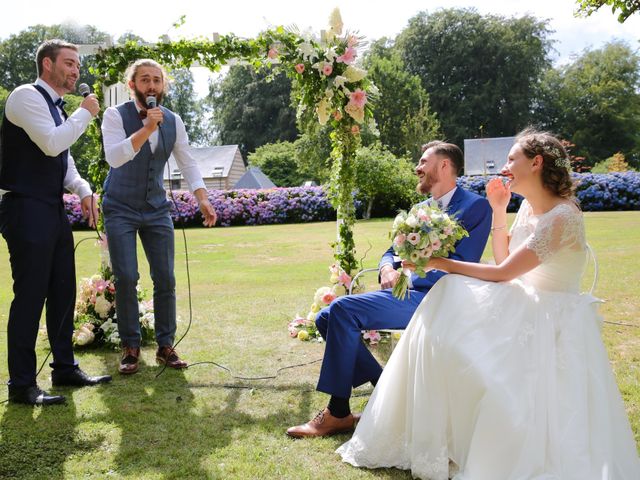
[0,212,638,479]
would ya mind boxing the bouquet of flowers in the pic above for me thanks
[72,236,155,349]
[390,201,468,300]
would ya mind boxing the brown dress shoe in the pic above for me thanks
[156,346,188,369]
[119,347,140,375]
[286,408,357,438]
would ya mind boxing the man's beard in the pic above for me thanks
[134,88,163,108]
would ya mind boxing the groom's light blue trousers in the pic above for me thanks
[315,289,426,399]
[102,196,176,349]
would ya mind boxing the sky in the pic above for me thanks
[1,0,639,95]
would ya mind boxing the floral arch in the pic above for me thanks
[89,9,376,275]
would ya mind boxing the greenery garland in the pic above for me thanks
[89,8,376,275]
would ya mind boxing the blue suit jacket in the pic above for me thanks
[379,187,492,292]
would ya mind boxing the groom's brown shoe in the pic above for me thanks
[286,408,357,438]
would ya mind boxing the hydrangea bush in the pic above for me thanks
[63,173,639,229]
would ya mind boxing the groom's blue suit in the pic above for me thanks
[316,187,492,399]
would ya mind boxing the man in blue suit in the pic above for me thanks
[287,141,492,438]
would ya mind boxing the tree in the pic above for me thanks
[540,41,640,167]
[575,0,640,22]
[162,68,206,146]
[248,141,305,187]
[364,42,441,161]
[0,85,8,120]
[395,8,552,146]
[204,65,298,157]
[0,24,110,91]
[354,145,420,219]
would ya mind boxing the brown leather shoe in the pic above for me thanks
[156,346,188,369]
[286,408,357,438]
[119,347,140,375]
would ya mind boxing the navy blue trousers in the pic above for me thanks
[0,195,78,387]
[315,288,426,399]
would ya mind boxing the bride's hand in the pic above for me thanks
[486,177,511,211]
[401,260,416,272]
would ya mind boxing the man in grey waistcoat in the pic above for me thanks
[101,59,217,375]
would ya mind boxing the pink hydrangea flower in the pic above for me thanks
[295,63,305,74]
[351,125,360,135]
[267,48,278,59]
[322,63,333,76]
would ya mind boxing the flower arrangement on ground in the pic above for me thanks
[287,263,384,345]
[390,201,469,300]
[72,236,155,349]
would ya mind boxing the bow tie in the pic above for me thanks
[54,98,66,109]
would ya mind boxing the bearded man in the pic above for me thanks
[101,59,216,375]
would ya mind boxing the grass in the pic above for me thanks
[0,211,638,479]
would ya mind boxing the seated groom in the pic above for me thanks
[287,141,492,438]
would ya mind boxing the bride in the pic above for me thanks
[337,129,640,479]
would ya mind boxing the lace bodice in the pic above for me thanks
[509,199,587,293]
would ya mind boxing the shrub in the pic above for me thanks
[62,174,640,229]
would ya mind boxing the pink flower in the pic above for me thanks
[431,238,442,250]
[444,226,454,236]
[338,271,352,288]
[295,63,305,74]
[394,233,407,246]
[407,232,421,245]
[347,35,358,48]
[267,48,278,59]
[337,47,357,64]
[351,125,360,135]
[333,110,343,121]
[348,89,367,108]
[363,330,381,345]
[322,291,337,304]
[322,63,333,76]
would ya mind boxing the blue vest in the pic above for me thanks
[103,101,176,210]
[0,85,68,204]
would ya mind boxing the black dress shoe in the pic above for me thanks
[8,385,66,406]
[51,368,112,387]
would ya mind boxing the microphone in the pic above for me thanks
[78,83,91,97]
[146,96,161,126]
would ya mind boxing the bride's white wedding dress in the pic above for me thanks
[337,200,640,479]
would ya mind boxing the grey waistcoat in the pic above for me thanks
[103,101,177,210]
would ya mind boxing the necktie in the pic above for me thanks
[139,110,147,120]
[54,97,68,119]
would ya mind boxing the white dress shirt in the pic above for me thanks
[101,103,206,193]
[2,78,93,199]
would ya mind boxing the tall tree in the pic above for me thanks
[539,41,640,167]
[575,0,640,22]
[162,68,206,146]
[0,24,110,91]
[364,41,441,161]
[395,8,552,146]
[204,65,298,157]
[0,85,8,120]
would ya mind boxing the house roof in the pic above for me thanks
[233,167,276,189]
[164,145,242,179]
